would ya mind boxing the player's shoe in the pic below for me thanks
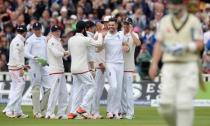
[76,107,91,119]
[2,109,6,115]
[45,114,56,119]
[74,115,86,120]
[15,113,29,118]
[5,111,15,118]
[106,112,114,119]
[67,113,77,119]
[76,107,87,114]
[56,115,68,120]
[92,114,103,119]
[124,115,134,120]
[114,113,122,119]
[33,113,44,119]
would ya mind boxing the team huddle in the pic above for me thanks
[0,0,205,126]
[2,16,141,120]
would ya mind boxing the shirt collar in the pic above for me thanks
[51,34,61,41]
[32,33,42,38]
[75,33,85,36]
[17,34,25,42]
[86,31,94,37]
[107,31,117,36]
[173,11,188,23]
[122,30,130,36]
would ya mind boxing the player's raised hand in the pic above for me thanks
[129,24,134,33]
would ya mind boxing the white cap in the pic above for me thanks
[60,6,68,13]
[103,15,112,22]
[70,15,77,20]
[52,11,59,17]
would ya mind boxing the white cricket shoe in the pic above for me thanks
[6,111,15,118]
[33,113,44,118]
[45,114,56,119]
[92,114,103,119]
[2,109,6,115]
[106,112,114,119]
[114,113,122,119]
[81,113,93,119]
[15,113,29,118]
[124,115,134,120]
[75,115,86,120]
[56,115,68,120]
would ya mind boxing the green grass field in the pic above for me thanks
[196,82,210,99]
[0,105,209,126]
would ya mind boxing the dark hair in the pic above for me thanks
[85,21,95,29]
[108,17,117,23]
[76,21,86,33]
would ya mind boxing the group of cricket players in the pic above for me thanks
[2,15,140,120]
[1,0,206,125]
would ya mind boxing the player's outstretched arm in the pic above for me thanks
[149,40,163,80]
[89,33,103,47]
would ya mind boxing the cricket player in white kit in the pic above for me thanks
[86,20,96,72]
[120,18,141,119]
[45,25,69,119]
[3,25,28,118]
[24,22,50,118]
[85,20,97,116]
[103,18,127,119]
[91,22,107,119]
[149,0,204,126]
[67,21,103,119]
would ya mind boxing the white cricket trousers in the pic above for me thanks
[46,73,68,116]
[159,62,199,126]
[121,72,134,116]
[70,72,96,114]
[106,63,124,114]
[29,62,50,115]
[92,68,105,115]
[4,70,25,114]
[28,62,51,88]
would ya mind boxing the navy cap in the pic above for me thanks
[123,17,133,25]
[32,22,42,30]
[16,25,27,32]
[51,25,61,32]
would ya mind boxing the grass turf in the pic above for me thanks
[196,82,210,99]
[0,105,210,126]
